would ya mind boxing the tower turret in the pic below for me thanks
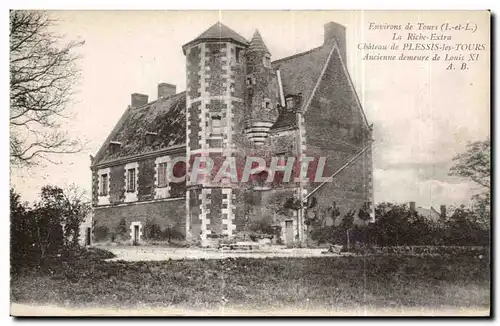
[244,30,279,145]
[183,22,248,244]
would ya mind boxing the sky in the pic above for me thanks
[10,10,490,209]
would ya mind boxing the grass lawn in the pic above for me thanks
[11,250,490,315]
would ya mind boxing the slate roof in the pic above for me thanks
[270,44,333,130]
[247,30,270,53]
[92,92,186,166]
[93,24,370,164]
[182,22,248,53]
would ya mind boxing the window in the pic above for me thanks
[210,114,222,135]
[235,47,242,63]
[100,174,108,196]
[286,96,295,110]
[158,162,168,187]
[263,54,271,68]
[126,168,136,192]
[264,99,271,109]
[246,76,255,87]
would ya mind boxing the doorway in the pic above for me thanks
[133,225,140,246]
[85,227,91,246]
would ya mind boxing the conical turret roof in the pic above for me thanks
[247,29,270,53]
[182,22,248,53]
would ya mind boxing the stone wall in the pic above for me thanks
[303,46,373,223]
[93,198,186,243]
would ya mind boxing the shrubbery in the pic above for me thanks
[10,186,91,273]
[308,202,490,249]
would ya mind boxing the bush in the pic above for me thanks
[144,222,162,240]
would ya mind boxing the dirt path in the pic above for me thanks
[98,245,338,261]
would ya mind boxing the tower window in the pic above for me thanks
[263,54,271,68]
[235,48,242,63]
[246,76,255,87]
[264,99,271,109]
[210,114,223,136]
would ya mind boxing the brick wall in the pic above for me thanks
[304,48,372,223]
[91,151,187,207]
[93,198,186,242]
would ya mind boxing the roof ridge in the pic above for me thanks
[272,45,324,65]
[183,22,248,52]
[131,91,186,110]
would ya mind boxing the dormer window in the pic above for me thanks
[109,141,121,154]
[145,132,158,146]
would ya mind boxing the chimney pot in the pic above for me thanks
[131,93,149,107]
[158,83,176,99]
[440,205,446,218]
[324,22,347,64]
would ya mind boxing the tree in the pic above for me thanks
[11,185,91,271]
[450,138,490,189]
[449,138,490,226]
[10,11,85,167]
[340,210,355,251]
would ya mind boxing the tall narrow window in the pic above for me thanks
[126,168,136,192]
[100,174,108,196]
[235,47,242,63]
[158,162,168,188]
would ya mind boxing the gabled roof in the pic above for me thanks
[270,45,332,130]
[271,41,371,131]
[247,30,270,53]
[182,22,248,53]
[92,92,186,167]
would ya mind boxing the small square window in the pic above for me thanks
[211,115,223,135]
[264,99,271,109]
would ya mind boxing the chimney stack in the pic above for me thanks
[440,205,447,218]
[131,93,149,108]
[409,201,416,212]
[158,83,176,99]
[323,22,347,64]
